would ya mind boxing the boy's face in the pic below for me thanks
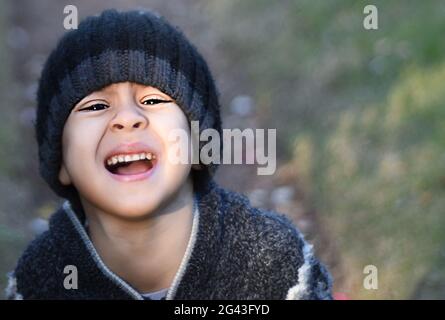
[59,82,193,219]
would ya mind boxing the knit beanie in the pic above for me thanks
[35,9,222,203]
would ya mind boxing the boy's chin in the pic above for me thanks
[108,202,161,220]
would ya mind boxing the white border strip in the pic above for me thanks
[5,272,23,300]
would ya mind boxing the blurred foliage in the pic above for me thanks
[295,63,445,298]
[210,0,445,150]
[0,0,28,298]
[208,0,445,298]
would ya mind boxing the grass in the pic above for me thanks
[309,63,445,298]
[207,0,445,298]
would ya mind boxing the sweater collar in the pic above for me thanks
[49,179,223,299]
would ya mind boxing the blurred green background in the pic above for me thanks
[1,0,444,299]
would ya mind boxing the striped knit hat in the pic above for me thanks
[35,9,222,202]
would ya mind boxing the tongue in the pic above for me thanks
[116,160,151,175]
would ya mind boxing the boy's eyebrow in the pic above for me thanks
[138,87,172,98]
[73,86,173,109]
[139,91,171,99]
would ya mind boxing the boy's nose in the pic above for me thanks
[109,107,149,131]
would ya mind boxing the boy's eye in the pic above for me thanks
[79,103,109,112]
[141,98,172,105]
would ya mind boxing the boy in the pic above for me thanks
[6,9,332,300]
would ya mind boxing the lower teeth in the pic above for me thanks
[108,159,152,175]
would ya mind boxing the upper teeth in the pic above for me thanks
[106,152,156,166]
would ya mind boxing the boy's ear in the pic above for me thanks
[58,162,72,185]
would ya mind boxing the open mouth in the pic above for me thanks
[104,152,156,176]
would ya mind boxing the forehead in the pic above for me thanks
[90,82,167,96]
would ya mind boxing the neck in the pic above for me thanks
[82,179,195,293]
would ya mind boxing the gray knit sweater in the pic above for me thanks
[6,180,332,300]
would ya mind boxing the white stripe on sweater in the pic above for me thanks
[286,241,314,300]
[5,272,23,300]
